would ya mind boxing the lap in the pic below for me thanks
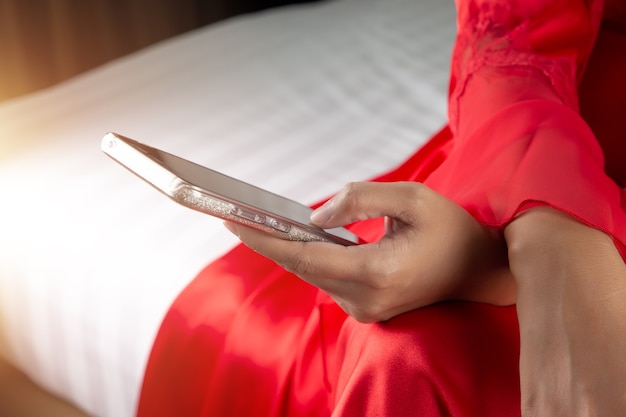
[139,244,520,417]
[334,302,520,416]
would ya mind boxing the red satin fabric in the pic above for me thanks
[137,0,625,416]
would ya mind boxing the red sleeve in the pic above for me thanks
[424,0,626,255]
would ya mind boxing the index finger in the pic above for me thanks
[224,221,389,285]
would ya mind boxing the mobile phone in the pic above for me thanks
[101,132,360,245]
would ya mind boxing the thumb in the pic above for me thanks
[310,182,425,229]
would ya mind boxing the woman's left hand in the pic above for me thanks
[225,181,514,322]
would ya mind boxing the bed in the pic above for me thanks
[0,0,456,415]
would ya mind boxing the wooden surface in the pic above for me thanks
[0,356,89,417]
[0,0,320,102]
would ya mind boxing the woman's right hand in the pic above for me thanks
[226,181,514,322]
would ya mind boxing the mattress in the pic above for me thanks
[0,0,456,415]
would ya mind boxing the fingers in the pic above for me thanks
[223,180,514,322]
[310,182,427,229]
[224,220,383,282]
[225,181,431,291]
[224,221,409,322]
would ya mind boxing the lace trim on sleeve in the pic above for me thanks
[448,0,603,135]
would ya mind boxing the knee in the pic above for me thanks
[332,303,520,416]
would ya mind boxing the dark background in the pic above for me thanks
[0,0,321,102]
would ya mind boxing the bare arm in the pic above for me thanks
[505,208,626,416]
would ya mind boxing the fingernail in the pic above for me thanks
[310,200,333,225]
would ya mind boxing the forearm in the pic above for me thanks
[505,207,626,336]
[504,207,626,415]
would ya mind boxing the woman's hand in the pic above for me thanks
[225,181,514,322]
[505,208,626,416]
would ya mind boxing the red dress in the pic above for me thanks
[137,0,626,416]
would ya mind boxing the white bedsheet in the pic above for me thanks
[0,0,455,415]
